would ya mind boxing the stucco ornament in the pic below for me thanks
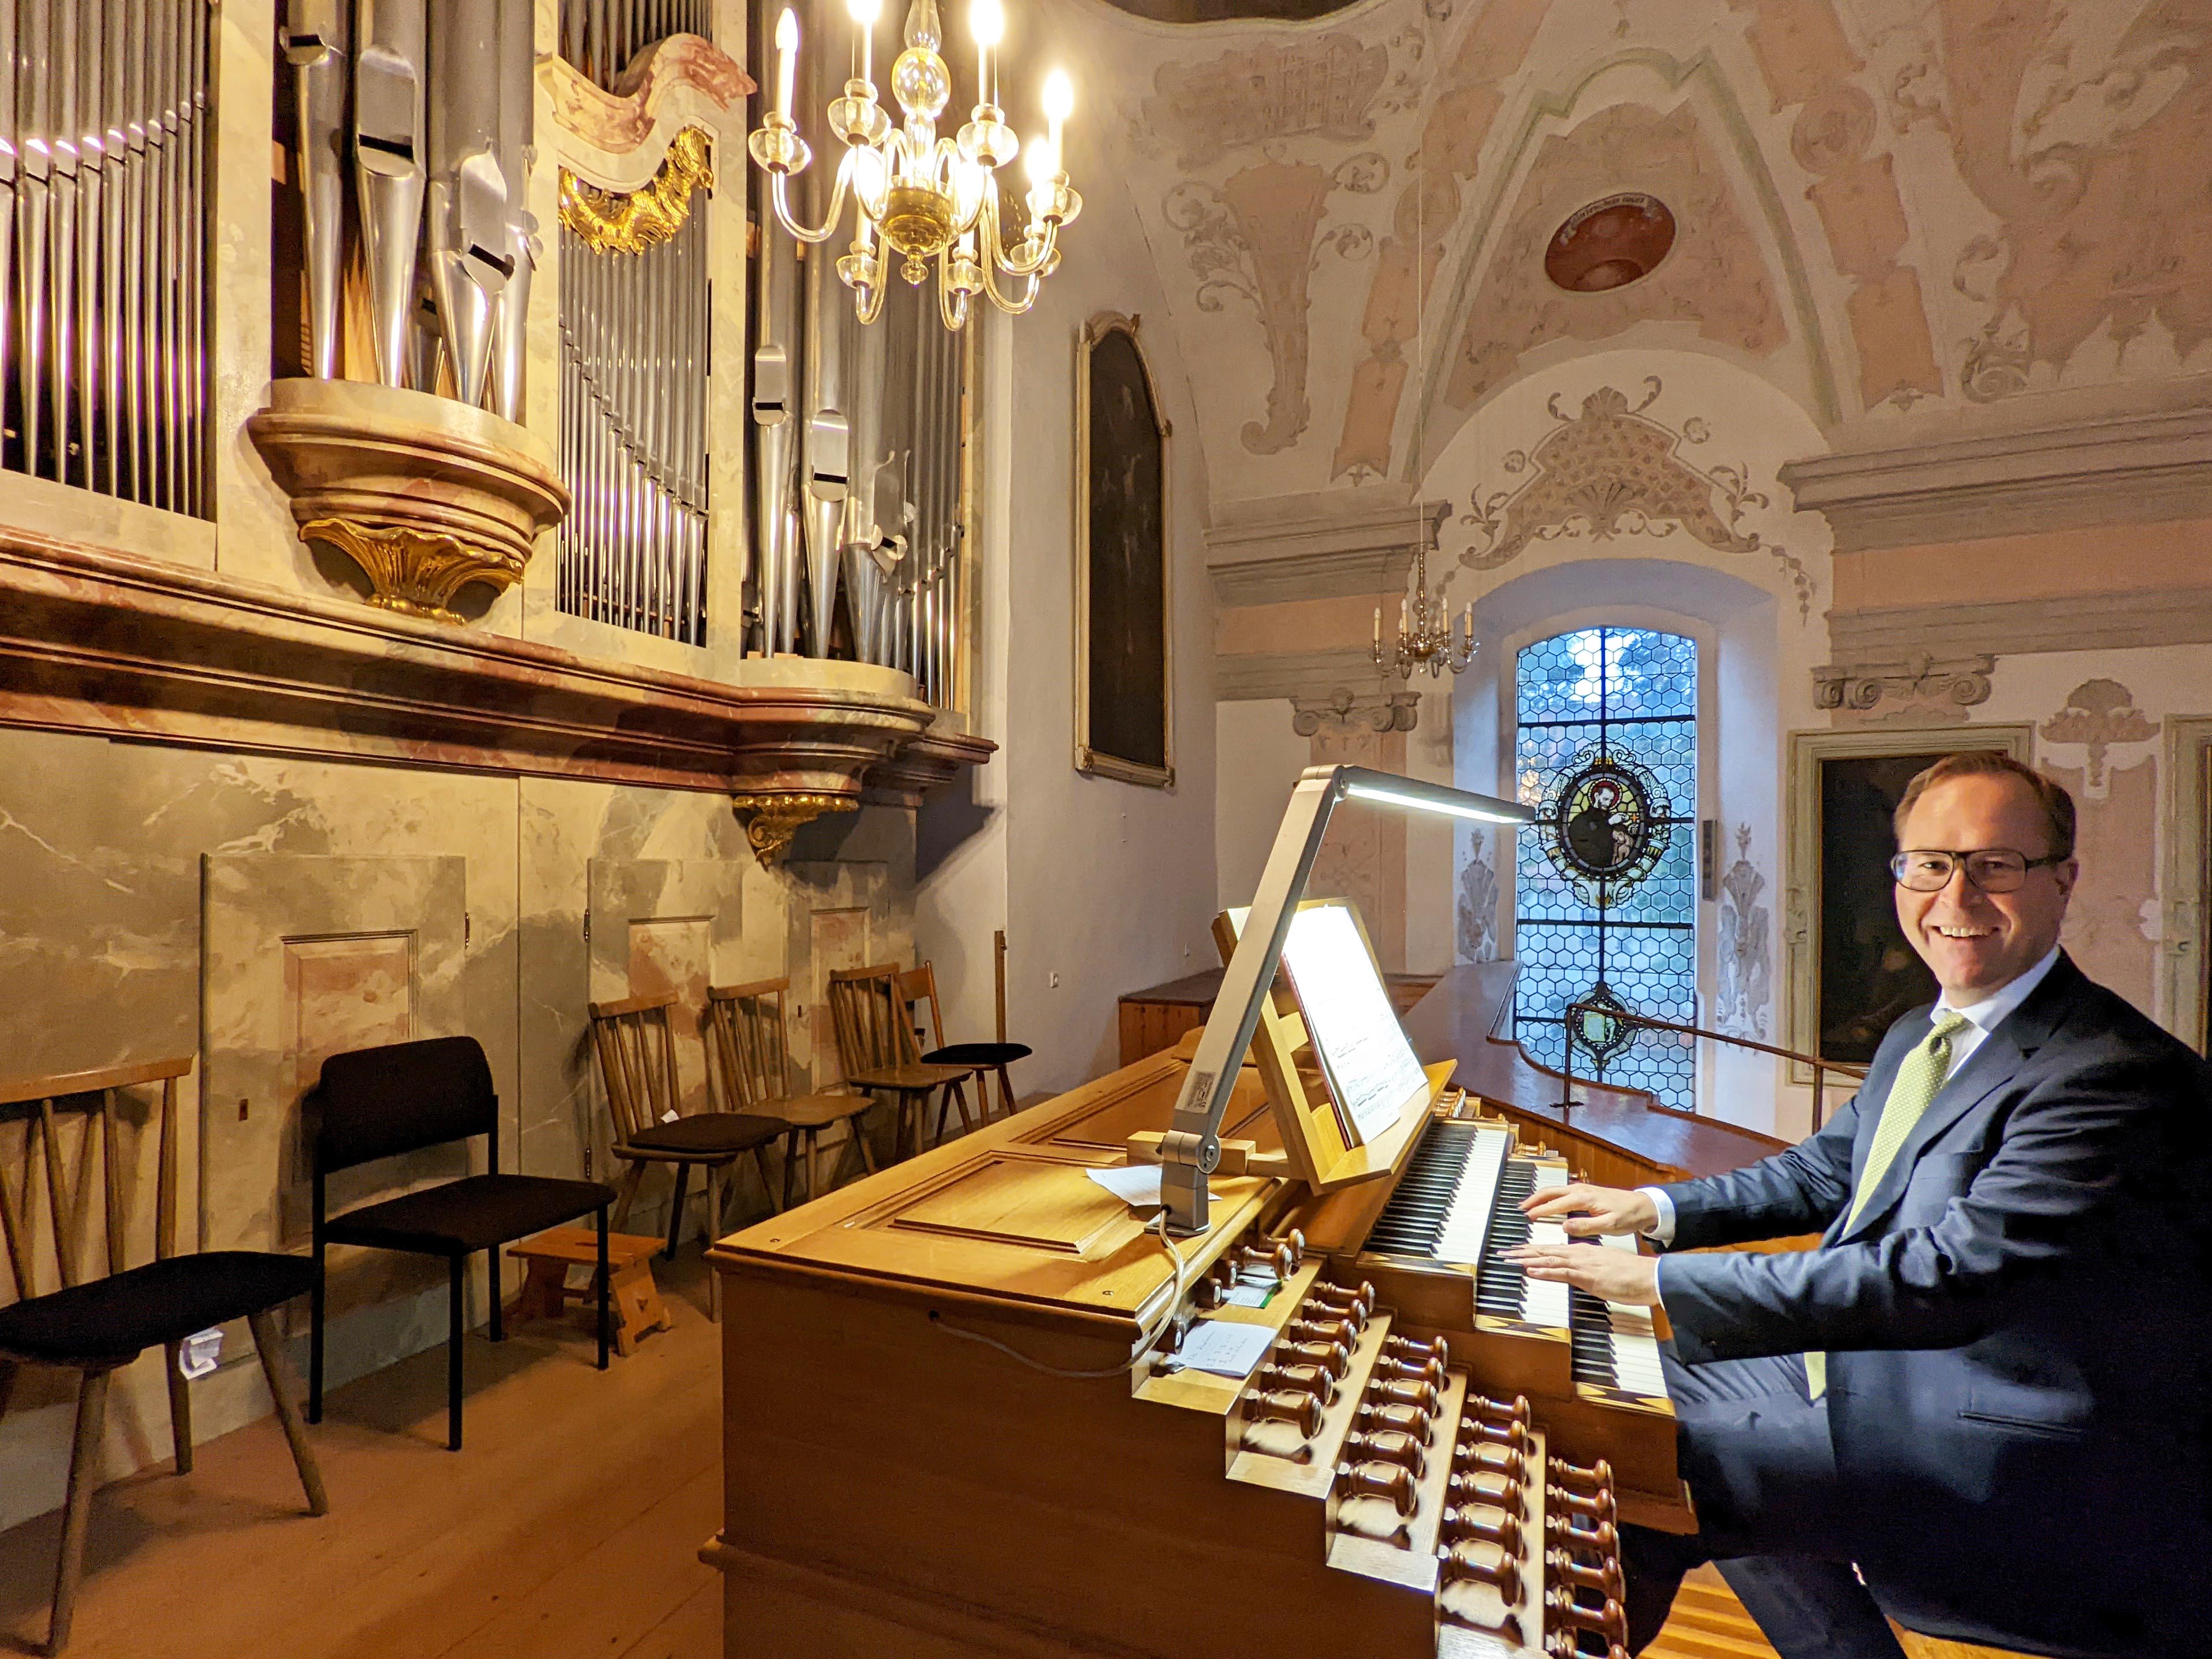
[1716,824,1771,1040]
[1457,836,1498,963]
[1454,380,1813,616]
[2039,679,2158,797]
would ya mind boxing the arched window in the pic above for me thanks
[1514,627,1698,1111]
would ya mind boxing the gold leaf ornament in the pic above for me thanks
[560,127,716,255]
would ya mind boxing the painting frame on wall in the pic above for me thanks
[1783,724,2034,1084]
[1074,311,1175,790]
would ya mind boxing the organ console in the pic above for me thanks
[705,879,1788,1656]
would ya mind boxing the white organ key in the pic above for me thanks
[1520,1165,1572,1329]
[1596,1232,1669,1397]
[1433,1126,1511,1264]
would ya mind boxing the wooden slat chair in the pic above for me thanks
[903,960,1032,1126]
[825,964,977,1160]
[587,991,785,1320]
[705,978,878,1209]
[0,1057,325,1654]
[307,1037,615,1451]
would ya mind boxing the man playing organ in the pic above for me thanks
[1511,753,2212,1659]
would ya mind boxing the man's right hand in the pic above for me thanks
[1519,1182,1658,1238]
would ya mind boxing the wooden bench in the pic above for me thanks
[507,1227,671,1356]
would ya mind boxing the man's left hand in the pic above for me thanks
[1505,1241,1661,1306]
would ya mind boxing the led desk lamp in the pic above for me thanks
[1157,765,1532,1237]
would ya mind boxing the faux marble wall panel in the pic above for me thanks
[203,853,468,1342]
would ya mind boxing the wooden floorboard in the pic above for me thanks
[0,1255,725,1659]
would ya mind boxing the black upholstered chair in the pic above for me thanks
[904,962,1031,1125]
[307,1036,616,1451]
[0,1056,325,1655]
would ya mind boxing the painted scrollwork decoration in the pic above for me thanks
[1454,380,1814,618]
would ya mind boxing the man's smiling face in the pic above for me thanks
[1894,772,2076,1001]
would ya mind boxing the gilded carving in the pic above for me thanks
[2039,679,2158,795]
[299,519,530,623]
[1164,154,1386,456]
[1454,381,1813,616]
[560,127,715,255]
[729,794,857,867]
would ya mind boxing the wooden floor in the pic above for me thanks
[0,1254,727,1659]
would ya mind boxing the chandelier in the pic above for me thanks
[1374,538,1476,679]
[748,0,1082,329]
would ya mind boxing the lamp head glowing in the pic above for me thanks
[969,0,1004,47]
[1042,69,1074,121]
[847,0,882,24]
[1342,780,1529,824]
[776,8,800,51]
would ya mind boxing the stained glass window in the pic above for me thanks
[1514,628,1698,1111]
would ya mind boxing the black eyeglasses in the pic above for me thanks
[1890,849,2066,894]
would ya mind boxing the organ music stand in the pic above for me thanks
[1157,765,1531,1237]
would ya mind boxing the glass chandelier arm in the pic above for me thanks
[768,153,858,245]
[979,249,1040,314]
[993,215,1056,277]
[937,263,973,330]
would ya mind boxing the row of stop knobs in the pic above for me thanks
[1235,1279,1380,1441]
[1540,1457,1628,1658]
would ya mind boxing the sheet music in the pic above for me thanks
[1279,903,1431,1145]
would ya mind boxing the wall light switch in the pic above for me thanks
[1048,972,1060,988]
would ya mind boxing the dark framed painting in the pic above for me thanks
[1785,726,2033,1073]
[1075,311,1174,788]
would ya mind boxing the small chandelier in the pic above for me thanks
[1375,539,1476,679]
[748,0,1082,329]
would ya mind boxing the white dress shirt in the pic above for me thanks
[1636,945,2062,1292]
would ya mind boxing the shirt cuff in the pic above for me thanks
[1637,1185,1676,1246]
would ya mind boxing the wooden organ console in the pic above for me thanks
[703,946,1788,1659]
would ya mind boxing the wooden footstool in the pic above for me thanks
[507,1227,670,1357]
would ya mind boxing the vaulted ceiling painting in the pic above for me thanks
[1060,0,2211,509]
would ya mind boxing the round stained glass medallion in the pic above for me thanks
[1536,746,1675,905]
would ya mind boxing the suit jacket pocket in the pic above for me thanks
[1960,1374,2092,1440]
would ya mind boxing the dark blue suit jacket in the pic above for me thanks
[1654,953,2212,1658]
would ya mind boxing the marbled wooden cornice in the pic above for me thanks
[862,724,999,807]
[0,529,990,801]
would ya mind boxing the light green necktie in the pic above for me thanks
[1806,1011,1971,1401]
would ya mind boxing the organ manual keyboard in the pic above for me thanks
[703,766,1696,1658]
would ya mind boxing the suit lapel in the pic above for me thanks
[1835,954,2085,1244]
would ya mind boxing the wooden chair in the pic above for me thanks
[826,964,978,1159]
[307,1036,615,1451]
[0,1057,325,1654]
[705,978,878,1209]
[903,960,1032,1125]
[587,991,786,1320]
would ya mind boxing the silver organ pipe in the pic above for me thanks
[555,203,710,645]
[0,0,209,512]
[744,0,970,706]
[550,3,712,646]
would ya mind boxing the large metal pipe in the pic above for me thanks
[426,0,507,412]
[489,0,535,421]
[354,0,427,389]
[284,0,349,381]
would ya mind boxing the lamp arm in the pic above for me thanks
[1159,767,1346,1236]
[979,246,1040,315]
[1157,764,1533,1237]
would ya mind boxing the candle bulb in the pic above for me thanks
[1043,70,1073,171]
[775,9,799,117]
[1401,597,1409,632]
[1373,606,1381,652]
[847,0,881,86]
[971,0,1003,109]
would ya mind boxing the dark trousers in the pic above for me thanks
[1620,1344,1906,1659]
